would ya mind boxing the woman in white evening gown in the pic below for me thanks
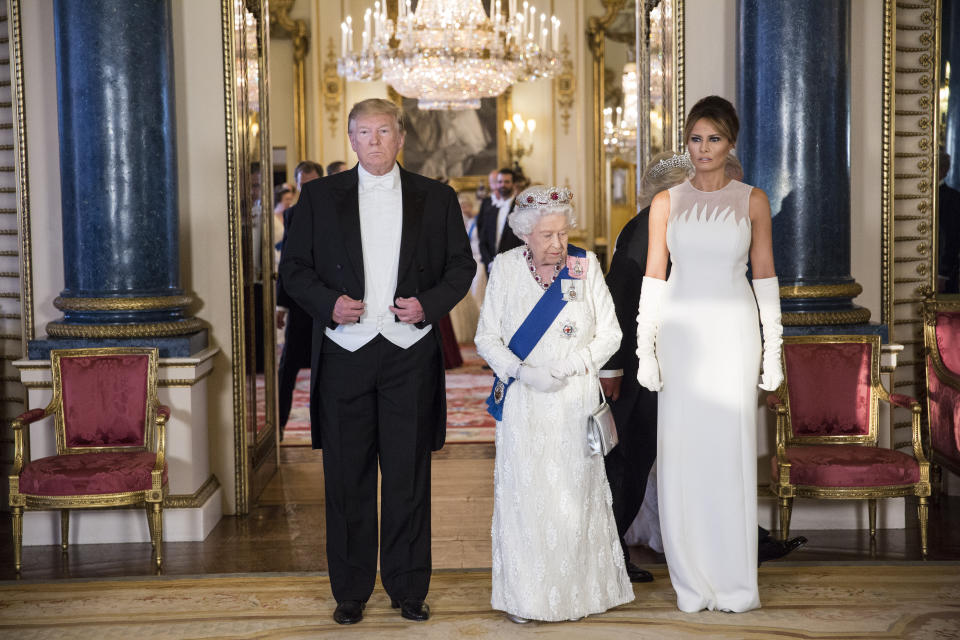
[635,96,784,613]
[475,186,634,623]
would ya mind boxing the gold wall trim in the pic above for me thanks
[782,308,873,326]
[164,474,220,509]
[674,0,685,152]
[53,295,194,312]
[159,368,214,388]
[322,37,343,143]
[779,283,864,299]
[10,0,32,344]
[221,0,248,516]
[555,34,575,136]
[46,317,205,338]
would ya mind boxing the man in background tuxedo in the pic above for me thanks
[279,99,474,625]
[476,167,523,273]
[276,160,323,440]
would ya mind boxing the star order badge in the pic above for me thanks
[560,320,578,338]
[566,254,588,279]
[494,379,505,403]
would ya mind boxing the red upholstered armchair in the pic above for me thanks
[8,347,169,573]
[768,335,931,556]
[923,299,960,486]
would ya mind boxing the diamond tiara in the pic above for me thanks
[647,152,694,179]
[515,186,573,210]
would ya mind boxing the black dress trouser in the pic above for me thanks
[277,303,313,429]
[604,383,659,562]
[318,333,437,604]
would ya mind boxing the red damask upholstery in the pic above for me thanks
[770,335,930,556]
[936,312,960,374]
[61,355,149,448]
[783,342,872,437]
[19,452,167,496]
[770,445,921,487]
[8,347,169,573]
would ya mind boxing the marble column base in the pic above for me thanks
[28,329,208,359]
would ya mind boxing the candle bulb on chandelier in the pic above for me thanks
[341,22,348,57]
[551,17,559,52]
[540,27,547,51]
[373,2,380,40]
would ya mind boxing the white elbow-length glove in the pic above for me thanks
[516,363,565,393]
[753,276,784,391]
[635,276,667,391]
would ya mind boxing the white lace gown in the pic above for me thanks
[658,179,761,613]
[475,247,634,621]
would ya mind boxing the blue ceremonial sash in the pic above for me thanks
[485,244,587,420]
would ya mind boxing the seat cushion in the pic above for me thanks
[771,445,920,487]
[18,452,167,496]
[928,358,960,471]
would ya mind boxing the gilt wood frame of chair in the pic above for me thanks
[922,298,960,485]
[8,347,170,573]
[767,335,931,556]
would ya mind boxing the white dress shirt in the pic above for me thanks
[324,163,432,351]
[494,195,514,247]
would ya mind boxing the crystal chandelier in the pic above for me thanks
[338,0,561,110]
[603,62,638,157]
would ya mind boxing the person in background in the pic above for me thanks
[476,168,523,273]
[326,160,348,175]
[448,192,485,342]
[938,147,960,293]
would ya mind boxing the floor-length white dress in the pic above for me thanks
[657,179,762,613]
[475,247,634,621]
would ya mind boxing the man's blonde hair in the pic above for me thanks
[347,98,405,134]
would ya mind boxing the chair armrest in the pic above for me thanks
[766,393,786,413]
[152,404,169,474]
[156,404,171,423]
[12,408,49,428]
[890,393,918,409]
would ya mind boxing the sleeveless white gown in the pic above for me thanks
[658,179,761,613]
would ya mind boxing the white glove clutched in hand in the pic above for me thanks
[635,277,667,392]
[549,352,589,378]
[517,363,565,393]
[753,276,784,391]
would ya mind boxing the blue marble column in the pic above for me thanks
[32,0,205,356]
[945,0,960,190]
[737,0,877,334]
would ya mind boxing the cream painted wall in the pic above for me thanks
[269,37,296,181]
[171,0,237,515]
[20,1,239,515]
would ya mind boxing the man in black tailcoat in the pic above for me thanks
[476,167,523,273]
[279,98,474,626]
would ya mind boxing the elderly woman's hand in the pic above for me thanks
[548,352,589,378]
[517,364,565,393]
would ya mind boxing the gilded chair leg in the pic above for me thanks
[918,496,929,559]
[779,497,793,540]
[146,505,156,548]
[149,503,163,570]
[12,506,22,574]
[868,499,877,539]
[60,509,70,552]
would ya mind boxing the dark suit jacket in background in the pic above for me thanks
[476,196,522,272]
[276,206,312,371]
[278,165,475,450]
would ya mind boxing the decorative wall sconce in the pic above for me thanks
[504,111,535,172]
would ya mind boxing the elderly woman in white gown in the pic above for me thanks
[475,186,634,623]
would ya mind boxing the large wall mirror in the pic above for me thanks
[590,0,681,265]
[225,0,279,514]
[938,0,959,297]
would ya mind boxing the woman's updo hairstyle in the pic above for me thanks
[682,95,739,146]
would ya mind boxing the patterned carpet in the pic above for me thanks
[2,565,958,638]
[280,344,496,446]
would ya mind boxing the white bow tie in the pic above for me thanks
[361,174,396,192]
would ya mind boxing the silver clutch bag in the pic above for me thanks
[587,379,618,456]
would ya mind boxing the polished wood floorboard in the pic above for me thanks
[2,444,959,581]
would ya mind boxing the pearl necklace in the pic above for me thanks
[524,247,562,290]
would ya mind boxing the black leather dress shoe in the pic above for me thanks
[758,535,808,565]
[391,598,431,621]
[626,561,654,583]
[333,600,364,625]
